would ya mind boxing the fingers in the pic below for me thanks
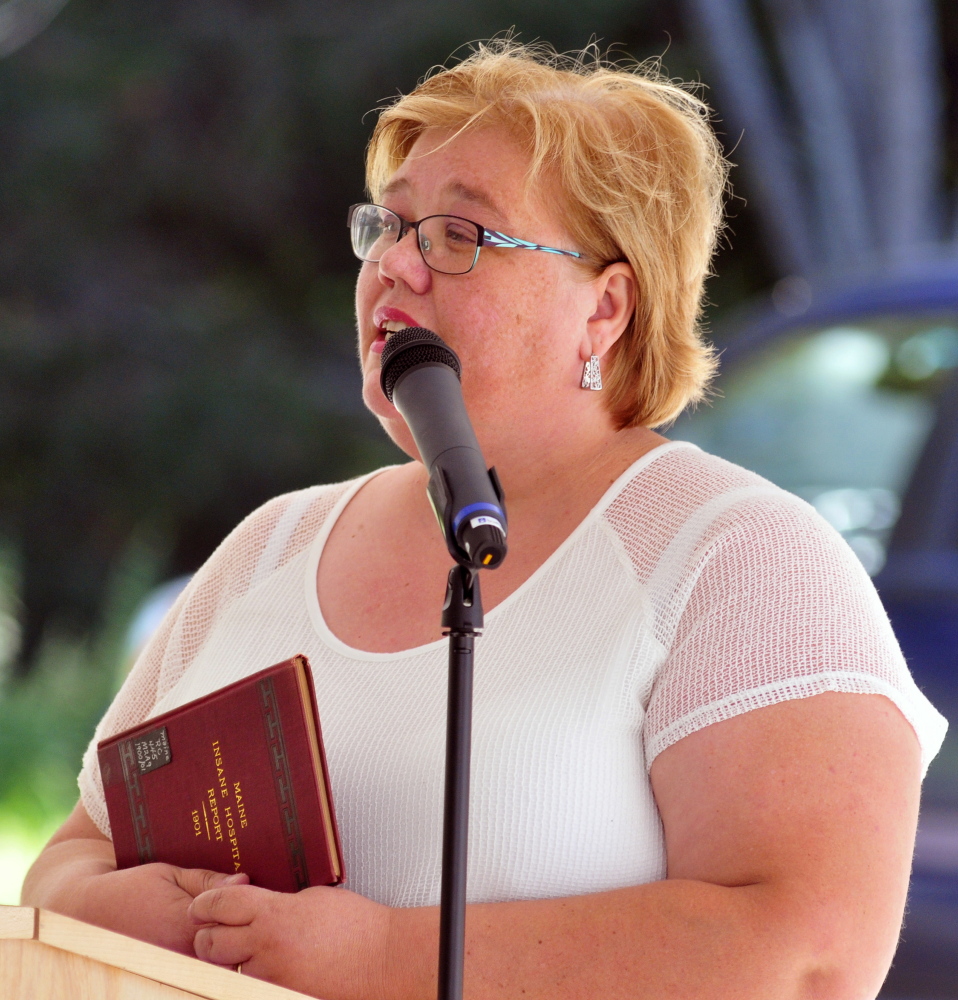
[173,867,249,898]
[188,883,268,927]
[193,922,254,967]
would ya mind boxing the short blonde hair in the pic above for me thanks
[366,40,728,428]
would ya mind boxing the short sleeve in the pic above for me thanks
[642,492,948,775]
[78,582,190,836]
[76,482,348,836]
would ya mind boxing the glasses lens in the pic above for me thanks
[350,204,400,262]
[418,216,481,274]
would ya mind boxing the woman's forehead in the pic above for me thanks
[382,126,556,224]
[380,175,509,226]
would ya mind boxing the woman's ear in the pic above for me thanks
[580,262,636,361]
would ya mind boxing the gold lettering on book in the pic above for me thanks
[207,787,223,841]
[213,740,229,798]
[207,741,245,868]
[234,781,249,829]
[224,804,242,870]
[192,809,202,837]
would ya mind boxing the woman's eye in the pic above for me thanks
[444,223,473,245]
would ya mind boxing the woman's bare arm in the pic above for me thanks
[377,691,919,1000]
[21,802,116,914]
[22,800,248,954]
[21,801,117,908]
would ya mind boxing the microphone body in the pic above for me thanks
[380,328,507,570]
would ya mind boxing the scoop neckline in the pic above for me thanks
[303,439,697,661]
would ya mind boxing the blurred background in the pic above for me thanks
[0,0,956,995]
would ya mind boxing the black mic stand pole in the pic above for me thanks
[437,563,483,1000]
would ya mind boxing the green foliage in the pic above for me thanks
[0,637,116,823]
[0,626,112,903]
[0,540,158,825]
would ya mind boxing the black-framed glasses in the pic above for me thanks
[347,203,586,275]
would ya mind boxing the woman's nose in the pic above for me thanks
[378,228,431,291]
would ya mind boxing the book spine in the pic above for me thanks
[118,738,156,864]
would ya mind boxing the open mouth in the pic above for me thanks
[371,311,421,355]
[381,320,411,344]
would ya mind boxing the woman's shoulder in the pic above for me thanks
[612,440,800,508]
[209,471,386,569]
[632,444,950,775]
[603,440,829,558]
[164,471,388,638]
[599,440,893,649]
[234,476,363,535]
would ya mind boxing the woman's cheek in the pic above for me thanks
[354,268,380,346]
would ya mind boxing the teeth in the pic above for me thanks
[382,320,410,343]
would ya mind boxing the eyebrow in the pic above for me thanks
[446,182,507,224]
[378,178,508,226]
[379,177,409,201]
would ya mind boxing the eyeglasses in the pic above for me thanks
[347,203,586,275]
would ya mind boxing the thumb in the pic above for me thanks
[174,867,249,897]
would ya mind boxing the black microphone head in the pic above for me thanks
[380,327,461,403]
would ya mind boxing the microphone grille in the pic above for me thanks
[380,327,462,402]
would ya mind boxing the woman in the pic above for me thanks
[24,42,947,999]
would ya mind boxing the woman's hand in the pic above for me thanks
[190,882,393,1000]
[21,800,250,954]
[76,862,250,954]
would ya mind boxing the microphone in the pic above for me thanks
[380,327,507,570]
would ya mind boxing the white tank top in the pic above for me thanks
[79,441,947,906]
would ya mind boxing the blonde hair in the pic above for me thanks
[366,40,728,428]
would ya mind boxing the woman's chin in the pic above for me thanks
[360,381,417,457]
[361,371,393,416]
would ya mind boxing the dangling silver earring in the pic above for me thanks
[581,355,602,390]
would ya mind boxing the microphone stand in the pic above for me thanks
[377,326,506,999]
[437,563,483,1000]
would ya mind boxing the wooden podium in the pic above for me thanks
[0,905,315,999]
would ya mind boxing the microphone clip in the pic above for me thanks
[441,564,484,634]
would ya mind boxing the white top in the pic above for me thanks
[78,442,948,907]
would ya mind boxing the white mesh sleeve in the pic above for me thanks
[76,487,328,836]
[642,492,948,775]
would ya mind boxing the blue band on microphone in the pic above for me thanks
[452,502,505,534]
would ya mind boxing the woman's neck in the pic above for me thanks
[482,420,667,519]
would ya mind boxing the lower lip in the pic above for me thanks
[370,335,386,355]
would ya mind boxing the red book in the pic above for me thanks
[98,655,343,893]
